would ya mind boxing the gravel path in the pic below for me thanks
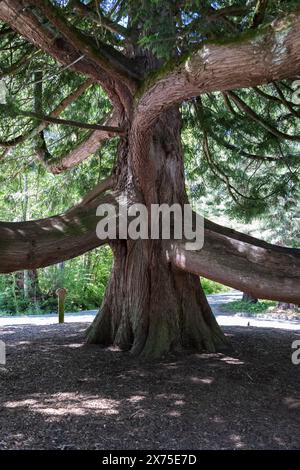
[1,291,299,331]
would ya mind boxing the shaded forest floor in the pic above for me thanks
[0,322,300,449]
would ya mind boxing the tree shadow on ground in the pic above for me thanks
[0,323,299,449]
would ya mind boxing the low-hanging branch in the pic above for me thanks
[222,92,237,116]
[202,131,246,205]
[168,217,300,304]
[0,78,94,148]
[38,111,119,174]
[253,85,296,107]
[193,97,296,163]
[0,104,124,134]
[272,82,300,119]
[226,91,300,142]
[208,127,300,162]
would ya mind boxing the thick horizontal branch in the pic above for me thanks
[0,177,115,272]
[168,218,300,304]
[133,9,300,138]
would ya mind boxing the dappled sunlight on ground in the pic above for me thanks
[0,321,300,449]
[4,394,119,417]
[283,397,300,409]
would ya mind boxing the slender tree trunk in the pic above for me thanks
[87,107,228,357]
[15,269,41,304]
[22,173,30,299]
[28,269,42,302]
[242,293,258,303]
[57,262,65,288]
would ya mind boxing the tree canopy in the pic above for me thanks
[0,1,300,215]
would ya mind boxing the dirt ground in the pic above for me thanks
[0,322,299,450]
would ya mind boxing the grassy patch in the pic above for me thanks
[220,300,276,316]
[201,278,230,295]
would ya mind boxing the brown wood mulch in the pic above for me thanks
[0,322,299,449]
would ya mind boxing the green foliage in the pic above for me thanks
[0,247,113,315]
[182,85,300,223]
[220,299,277,316]
[201,278,230,295]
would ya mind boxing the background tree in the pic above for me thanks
[0,0,299,357]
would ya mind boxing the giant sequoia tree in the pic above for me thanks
[0,0,300,357]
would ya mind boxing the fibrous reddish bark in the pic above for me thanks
[87,107,227,357]
[0,178,114,273]
[168,221,300,305]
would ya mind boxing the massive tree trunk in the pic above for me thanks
[87,107,227,357]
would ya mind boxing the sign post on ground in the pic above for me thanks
[0,340,5,365]
[56,288,67,324]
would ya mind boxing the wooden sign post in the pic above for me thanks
[56,288,67,324]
